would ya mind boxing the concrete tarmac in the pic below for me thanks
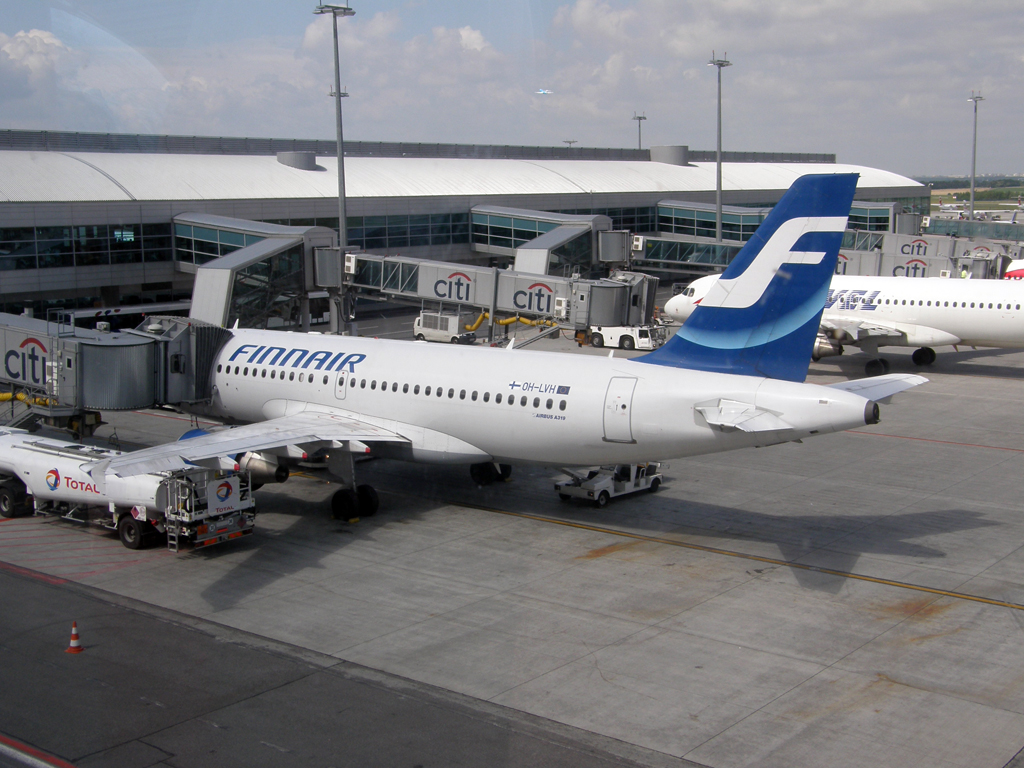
[3,330,1024,768]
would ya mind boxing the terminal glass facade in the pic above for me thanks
[846,206,892,232]
[227,243,305,328]
[347,213,470,250]
[636,239,742,268]
[657,204,768,243]
[0,223,172,270]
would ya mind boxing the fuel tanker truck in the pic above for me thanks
[0,428,255,551]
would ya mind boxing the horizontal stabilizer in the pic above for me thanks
[696,400,793,433]
[827,373,927,403]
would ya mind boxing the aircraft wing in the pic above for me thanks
[92,411,407,477]
[827,373,927,403]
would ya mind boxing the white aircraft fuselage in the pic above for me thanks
[189,329,875,467]
[668,274,1024,350]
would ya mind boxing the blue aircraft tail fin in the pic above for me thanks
[638,173,858,382]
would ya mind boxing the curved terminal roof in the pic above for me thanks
[0,150,923,204]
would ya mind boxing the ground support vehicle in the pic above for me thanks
[413,312,476,344]
[0,429,255,551]
[555,463,663,507]
[589,325,666,351]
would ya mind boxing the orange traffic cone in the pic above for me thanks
[65,621,83,654]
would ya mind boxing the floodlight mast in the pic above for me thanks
[314,3,355,334]
[968,91,984,221]
[632,112,646,151]
[708,52,731,243]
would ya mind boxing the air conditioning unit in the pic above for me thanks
[554,297,569,320]
[939,269,951,278]
[921,216,931,228]
[631,235,645,252]
[344,253,357,274]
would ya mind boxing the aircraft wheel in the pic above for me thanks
[118,515,145,550]
[864,358,888,377]
[470,462,499,485]
[649,477,661,494]
[331,488,359,520]
[356,484,379,517]
[591,333,604,348]
[497,464,512,481]
[595,491,610,509]
[620,337,635,350]
[912,347,936,366]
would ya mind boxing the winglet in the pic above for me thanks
[638,173,859,382]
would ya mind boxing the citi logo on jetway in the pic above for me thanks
[514,283,554,313]
[4,337,48,385]
[434,272,473,301]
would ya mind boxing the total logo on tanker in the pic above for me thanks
[215,481,233,502]
[45,468,100,494]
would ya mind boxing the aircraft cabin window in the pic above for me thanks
[483,392,489,402]
[289,372,295,381]
[424,386,431,395]
[243,367,249,375]
[989,303,993,309]
[437,387,443,397]
[217,364,222,373]
[414,385,420,394]
[533,397,540,408]
[370,380,376,390]
[927,301,931,306]
[944,302,948,307]
[323,375,328,385]
[392,382,398,392]
[559,400,566,411]
[471,391,477,401]
[403,384,409,393]
[299,373,305,383]
[509,396,515,406]
[338,376,344,386]
[360,379,366,388]
[1017,305,1021,310]
[546,399,553,409]
[350,377,356,386]
[998,304,1003,310]
[234,366,240,374]
[902,300,906,305]
[495,393,502,404]
[460,390,466,400]
[271,370,276,379]
[970,303,975,308]
[262,369,267,378]
[909,301,914,306]
[448,388,455,399]
[309,376,314,385]
[520,396,527,407]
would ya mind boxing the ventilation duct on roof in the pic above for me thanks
[650,145,691,166]
[276,151,318,170]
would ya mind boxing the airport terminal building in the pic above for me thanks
[0,130,930,318]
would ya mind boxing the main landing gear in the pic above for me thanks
[331,484,379,520]
[864,346,936,376]
[325,449,380,520]
[470,462,513,486]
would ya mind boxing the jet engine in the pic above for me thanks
[811,336,844,361]
[238,452,289,486]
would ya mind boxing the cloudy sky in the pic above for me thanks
[0,0,1021,178]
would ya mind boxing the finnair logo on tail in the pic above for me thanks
[700,217,848,309]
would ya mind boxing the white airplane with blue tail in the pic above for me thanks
[90,174,925,518]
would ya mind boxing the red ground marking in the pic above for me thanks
[0,561,67,585]
[849,430,1024,453]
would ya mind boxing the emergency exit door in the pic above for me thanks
[334,370,348,400]
[603,377,636,443]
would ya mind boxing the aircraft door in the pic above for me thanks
[603,377,636,443]
[334,370,348,400]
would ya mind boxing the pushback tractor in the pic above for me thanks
[0,428,255,551]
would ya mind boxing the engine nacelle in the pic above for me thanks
[812,336,844,361]
[238,452,289,485]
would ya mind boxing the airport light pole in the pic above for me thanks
[314,3,355,249]
[632,112,646,151]
[968,91,984,221]
[708,52,731,243]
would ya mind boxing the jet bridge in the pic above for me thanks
[0,312,230,435]
[320,252,659,333]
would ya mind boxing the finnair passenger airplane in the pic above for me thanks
[93,174,924,518]
[667,271,1024,375]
